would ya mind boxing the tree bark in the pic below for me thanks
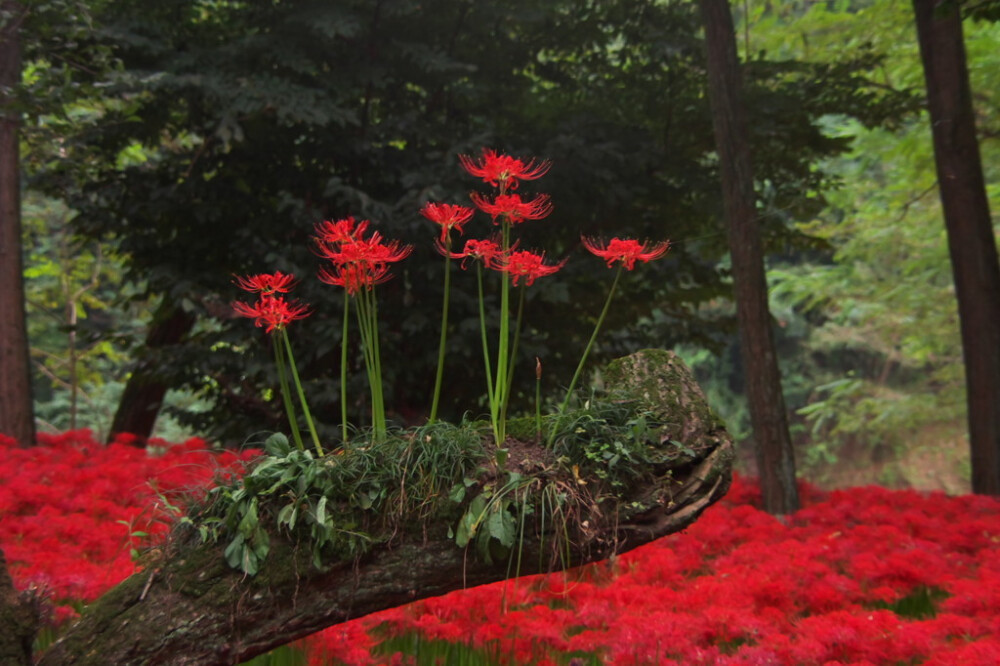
[913,0,1000,496]
[0,548,38,666]
[108,299,196,444]
[0,1,36,447]
[32,350,733,665]
[699,0,799,513]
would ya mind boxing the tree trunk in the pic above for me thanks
[30,350,733,665]
[912,0,1000,496]
[108,299,196,444]
[699,0,799,513]
[0,548,38,666]
[0,1,36,447]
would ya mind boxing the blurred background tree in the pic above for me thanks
[18,0,994,494]
[696,0,1000,490]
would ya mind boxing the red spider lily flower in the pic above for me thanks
[581,236,671,270]
[234,271,297,295]
[499,250,566,286]
[321,233,413,269]
[316,225,412,294]
[314,217,370,245]
[435,237,508,269]
[233,295,310,333]
[469,192,553,224]
[421,203,475,243]
[317,263,393,295]
[458,148,551,190]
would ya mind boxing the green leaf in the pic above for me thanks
[276,503,295,528]
[487,509,515,548]
[316,496,327,526]
[224,534,246,570]
[448,483,466,504]
[264,432,291,456]
[238,498,259,538]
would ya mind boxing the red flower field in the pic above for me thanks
[2,431,998,664]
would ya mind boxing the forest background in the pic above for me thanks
[9,0,1000,492]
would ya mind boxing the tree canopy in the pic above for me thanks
[17,0,916,443]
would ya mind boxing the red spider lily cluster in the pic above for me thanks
[432,148,566,286]
[315,217,413,295]
[0,431,257,624]
[310,477,1000,665]
[5,431,998,664]
[232,270,310,334]
[228,149,671,438]
[232,296,310,334]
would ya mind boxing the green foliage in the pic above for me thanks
[238,645,308,666]
[192,422,489,574]
[548,399,671,489]
[18,0,918,442]
[189,391,679,576]
[369,627,604,666]
[869,586,949,621]
[673,0,1000,476]
[21,192,144,436]
[450,473,524,566]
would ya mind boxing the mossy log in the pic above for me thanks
[23,350,733,666]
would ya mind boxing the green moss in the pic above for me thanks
[189,350,732,577]
[505,416,542,442]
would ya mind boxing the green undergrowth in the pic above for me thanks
[868,585,949,620]
[365,626,605,666]
[189,395,691,576]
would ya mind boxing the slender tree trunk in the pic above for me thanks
[108,299,196,444]
[913,0,1000,496]
[0,1,36,447]
[699,0,799,514]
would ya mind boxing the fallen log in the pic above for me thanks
[20,349,732,665]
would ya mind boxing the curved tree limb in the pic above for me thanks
[29,350,733,665]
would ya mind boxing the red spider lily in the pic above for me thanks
[317,231,413,269]
[581,236,671,270]
[317,262,393,295]
[233,271,297,295]
[232,295,310,333]
[469,192,553,224]
[314,217,370,245]
[435,237,507,269]
[458,148,551,190]
[316,225,411,297]
[420,203,475,243]
[499,250,566,286]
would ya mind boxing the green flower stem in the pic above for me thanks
[353,293,376,431]
[369,289,387,438]
[492,222,512,444]
[273,333,304,451]
[281,329,324,457]
[476,264,496,410]
[548,265,624,447]
[535,357,542,439]
[354,287,386,440]
[429,243,452,422]
[340,294,350,443]
[499,285,526,431]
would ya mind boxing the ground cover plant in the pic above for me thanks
[3,431,998,664]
